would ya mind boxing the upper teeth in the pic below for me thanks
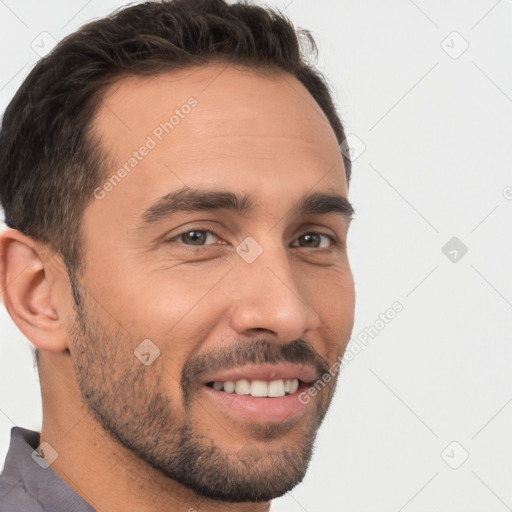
[212,378,299,397]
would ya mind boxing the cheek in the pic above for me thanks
[304,266,355,354]
[307,262,354,310]
[101,258,230,332]
[117,263,232,371]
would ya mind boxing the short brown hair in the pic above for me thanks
[0,0,351,281]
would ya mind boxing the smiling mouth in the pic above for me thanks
[200,364,318,423]
[205,378,302,397]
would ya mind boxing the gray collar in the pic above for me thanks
[0,426,96,511]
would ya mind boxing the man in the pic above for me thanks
[0,0,355,510]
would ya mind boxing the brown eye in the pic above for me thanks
[172,230,220,246]
[292,233,334,249]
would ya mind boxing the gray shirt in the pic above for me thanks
[0,426,95,511]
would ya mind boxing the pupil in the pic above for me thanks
[303,233,319,247]
[186,231,204,244]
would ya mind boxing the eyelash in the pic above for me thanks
[167,229,338,250]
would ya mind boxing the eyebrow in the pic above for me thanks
[138,186,355,227]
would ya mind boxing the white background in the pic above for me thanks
[1,1,511,511]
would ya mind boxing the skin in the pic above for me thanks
[0,63,355,512]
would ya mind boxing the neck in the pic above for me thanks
[38,352,271,512]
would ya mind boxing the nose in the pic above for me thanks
[228,241,321,341]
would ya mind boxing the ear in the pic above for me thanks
[0,228,69,352]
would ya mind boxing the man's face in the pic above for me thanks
[70,64,355,502]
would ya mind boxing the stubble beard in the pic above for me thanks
[67,279,338,502]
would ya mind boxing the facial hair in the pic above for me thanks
[67,280,340,502]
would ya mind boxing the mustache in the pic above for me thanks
[180,338,330,404]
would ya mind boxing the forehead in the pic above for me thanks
[88,64,347,225]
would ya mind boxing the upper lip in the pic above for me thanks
[201,363,319,385]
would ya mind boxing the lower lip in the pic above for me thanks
[201,382,312,423]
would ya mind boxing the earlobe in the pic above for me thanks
[0,228,69,352]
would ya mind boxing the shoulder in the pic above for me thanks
[0,426,46,512]
[0,476,46,512]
